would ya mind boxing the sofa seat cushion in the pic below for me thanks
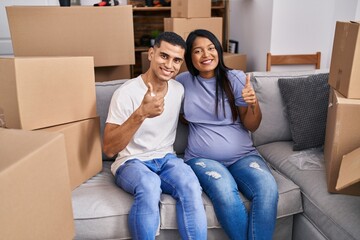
[72,160,302,239]
[257,141,360,240]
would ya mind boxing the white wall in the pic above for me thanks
[0,0,58,56]
[229,0,360,72]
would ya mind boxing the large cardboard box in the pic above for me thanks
[0,128,74,239]
[336,147,360,195]
[171,0,211,18]
[0,57,97,130]
[164,17,223,44]
[324,89,360,194]
[39,117,103,190]
[328,21,360,98]
[6,6,135,67]
[141,51,246,74]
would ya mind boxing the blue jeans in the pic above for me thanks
[187,155,278,240]
[115,153,207,240]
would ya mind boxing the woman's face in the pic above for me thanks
[191,36,219,79]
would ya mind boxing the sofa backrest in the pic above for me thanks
[250,69,329,147]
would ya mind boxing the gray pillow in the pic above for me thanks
[96,79,128,160]
[278,73,330,151]
[250,70,328,147]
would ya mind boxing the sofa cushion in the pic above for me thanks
[278,73,330,150]
[250,70,328,147]
[257,141,360,240]
[72,160,302,240]
[95,79,128,160]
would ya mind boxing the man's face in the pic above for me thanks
[148,41,185,82]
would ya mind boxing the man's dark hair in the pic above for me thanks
[154,32,186,50]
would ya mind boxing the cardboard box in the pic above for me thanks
[95,65,131,82]
[171,0,211,18]
[39,117,103,190]
[6,6,135,67]
[336,147,360,195]
[164,17,223,44]
[0,128,74,239]
[223,52,247,71]
[141,51,246,74]
[0,57,97,130]
[324,89,360,194]
[329,21,360,98]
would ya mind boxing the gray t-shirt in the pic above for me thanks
[176,70,258,166]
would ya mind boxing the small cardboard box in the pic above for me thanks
[6,6,135,67]
[95,65,131,82]
[171,0,211,18]
[39,117,103,190]
[336,147,360,195]
[223,52,247,71]
[0,128,74,239]
[0,57,97,130]
[324,89,360,194]
[164,17,223,44]
[329,21,360,98]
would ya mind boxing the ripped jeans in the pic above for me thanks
[186,155,278,240]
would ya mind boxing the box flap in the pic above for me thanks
[336,146,360,190]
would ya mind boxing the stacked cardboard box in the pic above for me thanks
[6,5,135,81]
[165,0,223,44]
[160,0,247,73]
[0,128,75,239]
[324,21,360,195]
[0,57,102,190]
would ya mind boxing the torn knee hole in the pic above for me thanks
[205,171,221,179]
[195,161,206,168]
[249,162,262,170]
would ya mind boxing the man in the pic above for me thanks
[103,32,207,240]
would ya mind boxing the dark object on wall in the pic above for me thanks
[145,0,153,6]
[59,0,71,6]
[229,40,238,54]
[140,35,151,47]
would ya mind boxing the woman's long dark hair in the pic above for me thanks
[185,29,238,122]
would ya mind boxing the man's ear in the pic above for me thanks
[148,47,154,62]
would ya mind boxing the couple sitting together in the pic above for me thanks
[103,29,279,240]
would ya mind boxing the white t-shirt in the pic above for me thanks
[106,75,184,175]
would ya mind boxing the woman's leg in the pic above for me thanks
[115,159,162,240]
[159,156,207,240]
[228,155,279,240]
[187,158,248,240]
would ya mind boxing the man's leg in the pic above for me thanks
[115,159,162,240]
[159,155,207,240]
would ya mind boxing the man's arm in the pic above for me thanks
[103,82,164,158]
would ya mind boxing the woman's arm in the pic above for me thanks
[239,74,262,132]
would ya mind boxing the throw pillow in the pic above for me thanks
[278,73,330,151]
[250,69,328,147]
